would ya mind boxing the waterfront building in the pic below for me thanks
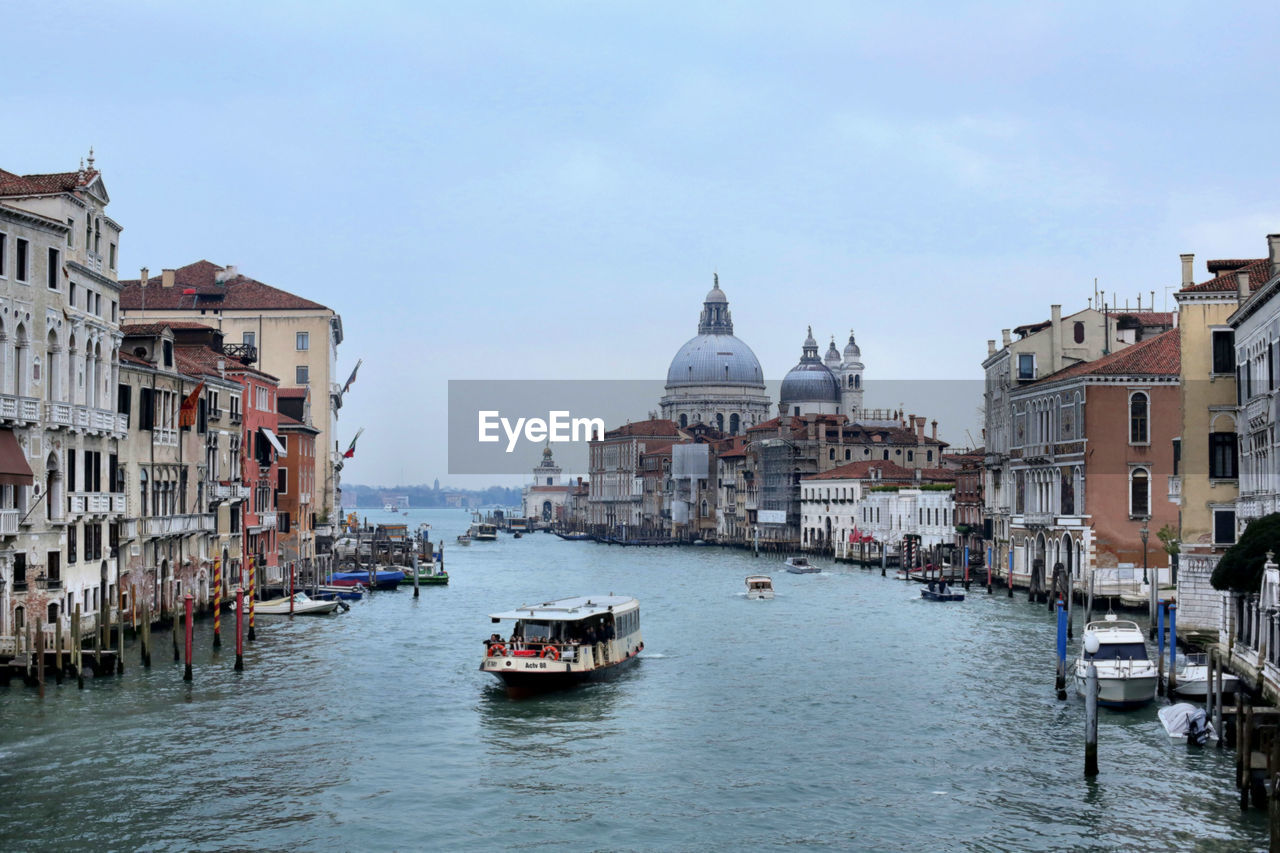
[240,366,283,583]
[521,443,572,525]
[638,441,674,536]
[276,414,318,565]
[799,460,915,557]
[1006,328,1180,589]
[982,304,1172,583]
[949,450,986,559]
[1175,247,1276,631]
[587,418,684,534]
[659,277,771,434]
[0,159,128,637]
[119,261,343,534]
[117,324,231,613]
[858,485,957,560]
[168,329,250,599]
[714,438,750,544]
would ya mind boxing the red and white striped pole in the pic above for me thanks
[212,558,222,648]
[183,593,194,682]
[234,586,244,671]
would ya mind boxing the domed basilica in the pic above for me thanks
[660,276,771,434]
[780,327,864,417]
[660,278,870,433]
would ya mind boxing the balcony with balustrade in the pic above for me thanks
[1167,475,1182,504]
[0,394,41,426]
[0,509,17,536]
[68,492,126,516]
[154,427,178,447]
[142,513,216,537]
[259,511,278,529]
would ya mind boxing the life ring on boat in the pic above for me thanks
[540,644,560,661]
[488,643,506,657]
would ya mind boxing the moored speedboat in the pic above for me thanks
[232,592,340,615]
[785,557,819,574]
[480,595,643,698]
[1158,703,1216,746]
[1171,652,1240,699]
[746,576,774,600]
[1073,614,1158,709]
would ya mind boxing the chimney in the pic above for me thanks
[1001,329,1011,347]
[987,339,996,356]
[161,268,175,288]
[1050,304,1062,371]
[139,266,149,287]
[1269,235,1280,280]
[931,419,938,439]
[1180,253,1194,289]
[1238,269,1250,304]
[915,417,925,439]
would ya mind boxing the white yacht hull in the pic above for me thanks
[1172,665,1240,698]
[1073,663,1157,709]
[747,590,774,600]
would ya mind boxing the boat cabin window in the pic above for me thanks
[514,620,556,640]
[1086,642,1148,661]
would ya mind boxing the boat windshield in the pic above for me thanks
[1086,642,1149,661]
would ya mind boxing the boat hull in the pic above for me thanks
[1172,667,1240,698]
[1073,668,1157,709]
[484,649,641,698]
[921,589,964,602]
[747,591,774,600]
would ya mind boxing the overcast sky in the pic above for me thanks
[8,2,1280,488]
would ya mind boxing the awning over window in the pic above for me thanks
[0,430,33,486]
[259,427,287,457]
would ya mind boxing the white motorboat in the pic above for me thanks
[1171,652,1240,699]
[456,534,472,546]
[231,592,340,616]
[1158,703,1217,746]
[480,595,643,697]
[785,556,819,574]
[1073,614,1158,709]
[746,576,774,600]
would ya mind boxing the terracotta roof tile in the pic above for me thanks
[119,260,329,312]
[1180,258,1271,294]
[1034,328,1180,383]
[803,460,915,481]
[0,167,97,197]
[603,418,682,439]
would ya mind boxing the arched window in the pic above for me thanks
[854,375,861,390]
[679,413,687,428]
[1074,321,1085,344]
[1130,468,1150,517]
[1129,392,1149,444]
[715,413,724,432]
[729,413,739,435]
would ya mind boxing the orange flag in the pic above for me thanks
[179,380,205,428]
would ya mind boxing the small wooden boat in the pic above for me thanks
[555,532,593,541]
[313,584,366,601]
[785,557,819,574]
[921,582,964,602]
[328,568,405,590]
[746,576,774,600]
[513,532,523,539]
[400,565,450,586]
[1158,703,1216,745]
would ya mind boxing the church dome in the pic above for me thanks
[666,334,765,387]
[843,330,861,361]
[824,337,841,367]
[665,276,765,389]
[781,326,841,405]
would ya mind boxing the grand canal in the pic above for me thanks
[0,508,1265,851]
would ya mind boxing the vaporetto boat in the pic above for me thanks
[1073,614,1158,709]
[481,595,643,697]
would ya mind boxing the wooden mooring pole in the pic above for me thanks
[212,558,222,649]
[53,616,63,685]
[172,590,180,663]
[412,550,420,599]
[183,593,193,682]
[1084,663,1098,777]
[234,586,244,672]
[1167,603,1178,695]
[1157,600,1166,698]
[35,616,44,698]
[72,604,83,689]
[1215,651,1225,750]
[1056,600,1068,700]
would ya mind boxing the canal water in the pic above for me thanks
[0,508,1266,851]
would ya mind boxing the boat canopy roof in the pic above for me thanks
[1084,618,1144,642]
[489,595,638,622]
